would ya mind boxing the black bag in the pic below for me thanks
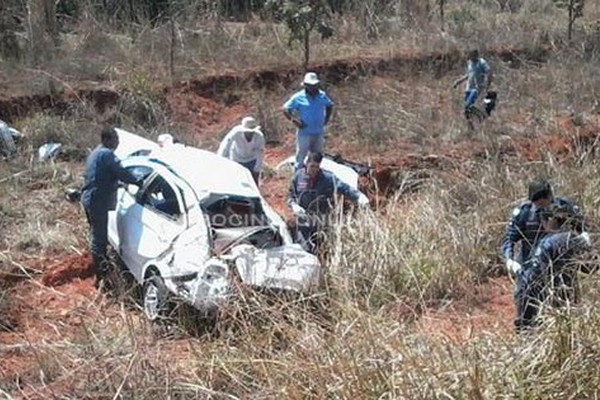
[484,91,498,116]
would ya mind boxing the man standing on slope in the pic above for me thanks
[453,49,494,123]
[283,72,334,171]
[81,127,140,289]
[217,116,265,186]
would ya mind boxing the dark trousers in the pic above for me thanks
[85,209,109,281]
[514,266,578,332]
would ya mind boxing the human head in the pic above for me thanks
[302,72,320,96]
[101,126,119,150]
[241,116,261,136]
[157,133,174,148]
[306,152,323,178]
[529,178,553,209]
[468,49,480,62]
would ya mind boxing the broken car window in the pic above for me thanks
[139,175,181,218]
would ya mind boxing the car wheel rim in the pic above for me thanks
[144,283,160,321]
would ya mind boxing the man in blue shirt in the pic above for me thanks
[501,179,583,276]
[453,49,493,120]
[287,152,369,254]
[81,127,140,288]
[283,72,334,170]
[514,204,595,332]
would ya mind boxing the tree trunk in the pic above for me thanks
[439,0,445,30]
[42,0,59,46]
[568,0,574,42]
[303,29,310,70]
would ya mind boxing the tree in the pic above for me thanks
[553,0,585,41]
[281,0,333,69]
[438,0,446,30]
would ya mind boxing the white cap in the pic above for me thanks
[302,72,320,86]
[241,116,261,132]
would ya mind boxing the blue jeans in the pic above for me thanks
[295,134,325,170]
[464,89,479,109]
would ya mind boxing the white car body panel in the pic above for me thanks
[108,129,321,312]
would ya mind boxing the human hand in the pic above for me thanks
[293,119,306,129]
[291,203,306,218]
[580,231,591,246]
[506,259,522,276]
[357,193,370,207]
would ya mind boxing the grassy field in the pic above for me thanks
[2,0,600,398]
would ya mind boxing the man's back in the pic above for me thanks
[81,145,121,213]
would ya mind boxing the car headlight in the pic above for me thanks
[202,264,228,282]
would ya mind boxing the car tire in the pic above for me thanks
[143,274,172,325]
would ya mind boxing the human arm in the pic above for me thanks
[217,129,234,159]
[332,175,369,207]
[501,207,525,262]
[105,152,140,185]
[453,74,468,89]
[283,95,306,128]
[286,173,306,217]
[323,92,334,126]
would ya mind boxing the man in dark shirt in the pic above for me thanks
[286,152,369,254]
[81,127,140,288]
[514,203,595,332]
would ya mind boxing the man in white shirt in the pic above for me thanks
[217,116,265,185]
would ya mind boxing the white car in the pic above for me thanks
[107,129,322,322]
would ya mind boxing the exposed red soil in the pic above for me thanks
[40,252,93,287]
[0,46,549,123]
[419,277,515,344]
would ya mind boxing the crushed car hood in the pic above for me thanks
[229,244,321,293]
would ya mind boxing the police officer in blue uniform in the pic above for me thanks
[286,152,369,254]
[501,179,582,276]
[514,204,595,332]
[81,127,140,288]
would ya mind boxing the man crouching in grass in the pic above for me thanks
[514,204,597,333]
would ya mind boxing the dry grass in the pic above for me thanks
[3,3,600,398]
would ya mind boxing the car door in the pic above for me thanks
[119,168,187,281]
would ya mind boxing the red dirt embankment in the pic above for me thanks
[0,46,549,122]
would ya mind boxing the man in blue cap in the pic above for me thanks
[81,127,140,288]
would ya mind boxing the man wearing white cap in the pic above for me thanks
[283,72,334,170]
[217,116,265,185]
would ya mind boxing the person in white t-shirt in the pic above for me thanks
[217,116,265,185]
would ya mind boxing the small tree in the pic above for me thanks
[282,0,333,69]
[438,0,446,30]
[553,0,585,41]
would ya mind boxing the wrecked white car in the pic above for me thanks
[107,129,322,322]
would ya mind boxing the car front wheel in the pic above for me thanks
[143,275,171,322]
